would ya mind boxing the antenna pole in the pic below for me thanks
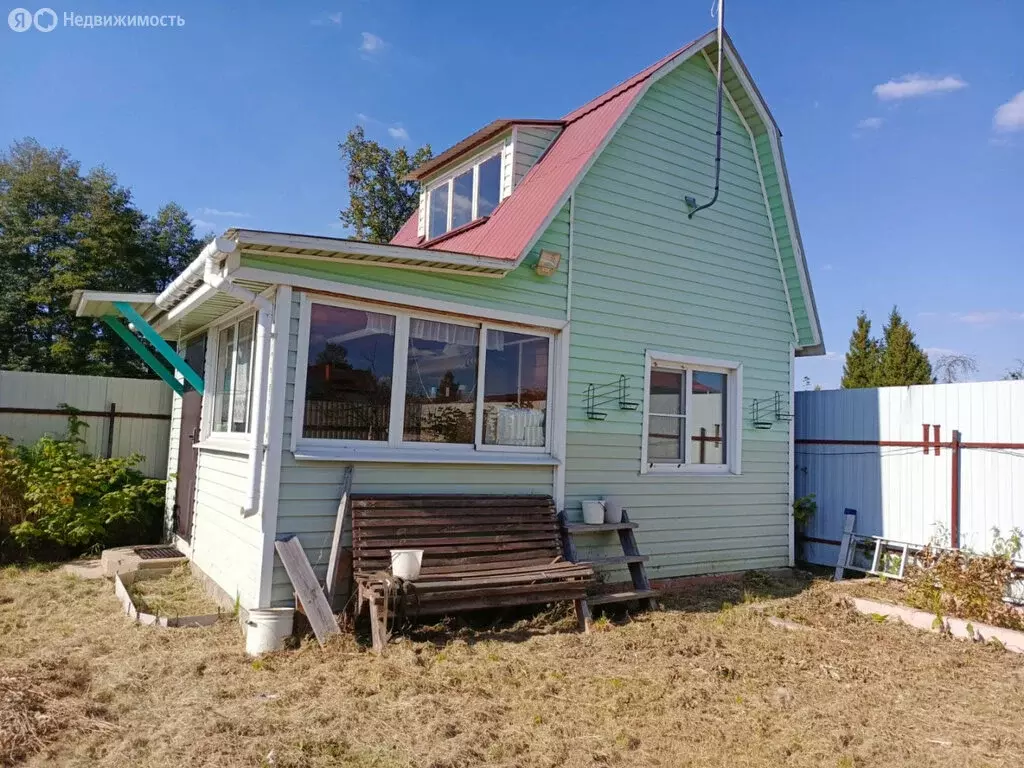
[687,0,725,219]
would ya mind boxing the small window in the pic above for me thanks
[425,151,502,239]
[641,354,740,473]
[428,184,449,240]
[303,304,396,441]
[482,330,549,447]
[212,315,257,434]
[404,319,478,444]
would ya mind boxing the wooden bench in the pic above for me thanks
[352,494,595,651]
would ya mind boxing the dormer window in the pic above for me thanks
[426,152,502,240]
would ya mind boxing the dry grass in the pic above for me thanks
[2,566,1024,768]
[125,565,221,618]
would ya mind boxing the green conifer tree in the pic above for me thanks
[877,306,934,386]
[840,312,880,388]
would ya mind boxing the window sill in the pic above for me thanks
[293,443,559,466]
[195,435,252,456]
[641,464,738,477]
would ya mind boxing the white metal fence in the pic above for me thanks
[0,370,172,477]
[794,381,1024,567]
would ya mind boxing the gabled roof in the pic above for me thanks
[391,29,824,354]
[391,32,714,258]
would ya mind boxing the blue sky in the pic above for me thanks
[2,0,1022,387]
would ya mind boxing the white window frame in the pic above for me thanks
[424,147,503,241]
[203,310,258,442]
[640,351,742,476]
[292,293,556,462]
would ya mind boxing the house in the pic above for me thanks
[70,29,823,612]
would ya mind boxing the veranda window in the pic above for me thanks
[212,315,256,434]
[298,299,554,454]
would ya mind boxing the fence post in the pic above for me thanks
[105,402,116,459]
[950,429,961,549]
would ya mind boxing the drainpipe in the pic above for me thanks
[202,258,274,517]
[155,236,237,310]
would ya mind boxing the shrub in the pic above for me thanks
[0,414,164,561]
[904,528,1024,632]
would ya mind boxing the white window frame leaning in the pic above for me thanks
[291,293,558,463]
[201,309,259,443]
[424,147,503,240]
[639,351,743,476]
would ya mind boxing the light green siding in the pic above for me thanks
[265,235,568,603]
[564,56,793,580]
[513,126,560,187]
[240,202,569,322]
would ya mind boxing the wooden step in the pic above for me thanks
[581,555,649,566]
[586,588,660,606]
[563,521,639,533]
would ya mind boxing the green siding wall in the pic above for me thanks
[513,126,560,187]
[240,202,570,323]
[268,256,563,604]
[564,56,793,580]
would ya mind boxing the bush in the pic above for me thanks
[0,414,164,562]
[904,528,1024,632]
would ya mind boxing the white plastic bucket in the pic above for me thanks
[581,500,606,525]
[603,497,624,524]
[391,549,424,581]
[245,607,294,656]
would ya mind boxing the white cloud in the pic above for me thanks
[924,347,956,358]
[311,11,342,26]
[953,310,1024,325]
[191,218,216,232]
[873,74,967,101]
[387,126,409,141]
[856,117,884,130]
[195,207,251,218]
[993,91,1024,133]
[360,32,385,54]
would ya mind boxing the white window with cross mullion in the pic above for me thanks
[641,351,742,475]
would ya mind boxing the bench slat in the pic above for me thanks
[366,580,591,605]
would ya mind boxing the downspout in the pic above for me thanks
[202,257,274,517]
[685,0,726,219]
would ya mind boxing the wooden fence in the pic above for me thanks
[0,370,172,477]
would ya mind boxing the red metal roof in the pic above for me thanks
[391,34,709,261]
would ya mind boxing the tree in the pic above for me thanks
[840,312,880,389]
[0,138,203,377]
[1004,360,1024,381]
[877,306,933,386]
[932,353,978,384]
[339,126,432,243]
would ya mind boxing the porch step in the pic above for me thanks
[583,554,649,566]
[587,589,661,606]
[562,521,638,533]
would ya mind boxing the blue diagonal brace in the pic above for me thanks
[113,301,204,394]
[103,317,184,396]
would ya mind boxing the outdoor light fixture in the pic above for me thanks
[535,249,561,277]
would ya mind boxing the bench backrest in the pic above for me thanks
[351,494,562,575]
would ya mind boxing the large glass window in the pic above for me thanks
[404,320,478,444]
[302,304,396,441]
[425,151,502,239]
[212,315,256,434]
[642,356,739,472]
[482,330,548,447]
[298,300,553,454]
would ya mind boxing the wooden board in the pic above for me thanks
[275,535,340,646]
[325,466,353,610]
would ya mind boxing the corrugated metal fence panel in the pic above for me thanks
[795,382,1024,566]
[0,370,172,477]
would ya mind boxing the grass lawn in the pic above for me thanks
[2,566,1023,768]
